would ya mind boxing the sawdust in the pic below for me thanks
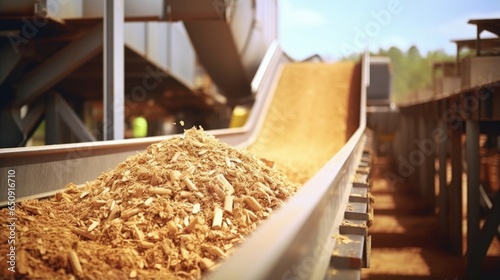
[0,128,298,279]
[248,62,360,184]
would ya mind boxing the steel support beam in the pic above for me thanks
[0,40,23,85]
[450,124,463,255]
[410,115,418,187]
[55,94,96,142]
[21,100,45,137]
[418,116,426,199]
[103,0,124,140]
[45,93,61,144]
[13,22,103,106]
[423,117,436,213]
[438,120,449,240]
[466,119,480,278]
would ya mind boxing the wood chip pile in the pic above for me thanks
[0,128,298,279]
[249,62,361,184]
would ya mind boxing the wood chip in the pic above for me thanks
[68,250,83,275]
[22,204,41,215]
[255,182,273,195]
[109,199,116,211]
[225,157,232,168]
[144,197,154,207]
[61,193,72,203]
[184,216,199,232]
[194,191,205,199]
[199,258,215,270]
[183,177,198,192]
[17,249,28,275]
[223,195,233,213]
[260,158,275,168]
[191,139,204,147]
[216,174,234,194]
[133,225,145,241]
[210,184,226,199]
[80,191,89,199]
[230,157,242,164]
[192,203,201,214]
[202,245,227,259]
[87,220,100,232]
[149,187,172,196]
[170,170,181,181]
[180,191,192,199]
[71,226,96,240]
[129,269,137,278]
[171,152,181,162]
[93,200,107,207]
[139,240,155,249]
[243,196,262,212]
[166,221,178,233]
[212,207,223,230]
[244,209,258,221]
[121,208,141,220]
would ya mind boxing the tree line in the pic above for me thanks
[343,46,460,102]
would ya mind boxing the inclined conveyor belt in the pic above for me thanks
[0,43,372,279]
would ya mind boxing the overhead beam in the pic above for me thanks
[166,0,224,21]
[13,22,103,107]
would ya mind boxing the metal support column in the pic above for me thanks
[45,92,61,144]
[475,27,482,56]
[417,116,425,196]
[103,0,124,140]
[417,115,435,211]
[466,119,480,278]
[424,117,436,213]
[410,115,418,188]
[438,119,449,240]
[450,124,463,255]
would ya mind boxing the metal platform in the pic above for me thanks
[395,77,500,279]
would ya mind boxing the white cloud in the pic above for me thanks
[280,0,328,28]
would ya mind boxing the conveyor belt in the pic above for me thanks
[210,47,370,279]
[248,62,361,184]
[0,43,371,279]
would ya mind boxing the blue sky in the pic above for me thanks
[278,0,500,60]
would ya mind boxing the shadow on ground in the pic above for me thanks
[362,156,500,280]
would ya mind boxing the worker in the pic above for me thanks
[132,116,148,138]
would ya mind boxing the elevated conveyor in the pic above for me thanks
[0,43,372,279]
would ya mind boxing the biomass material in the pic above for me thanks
[0,128,298,279]
[0,61,360,279]
[249,62,361,184]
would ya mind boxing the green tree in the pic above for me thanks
[342,46,456,102]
